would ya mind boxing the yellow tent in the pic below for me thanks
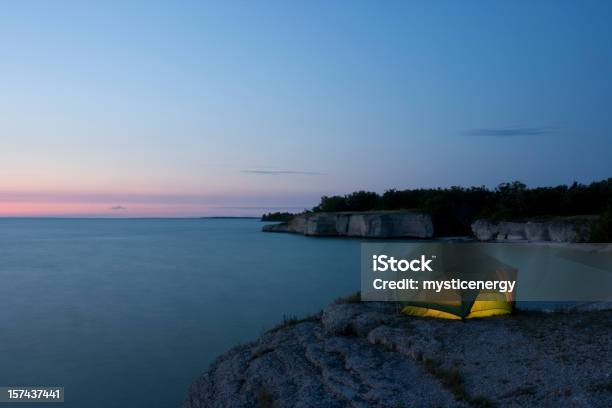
[400,244,516,319]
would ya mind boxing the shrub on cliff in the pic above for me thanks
[589,205,612,242]
[261,212,297,222]
[313,192,378,212]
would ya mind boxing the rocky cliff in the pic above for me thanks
[471,217,596,242]
[183,298,612,408]
[262,215,307,234]
[263,212,434,238]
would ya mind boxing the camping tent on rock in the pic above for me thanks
[391,244,517,319]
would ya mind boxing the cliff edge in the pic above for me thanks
[262,211,434,239]
[183,299,612,408]
[471,217,597,242]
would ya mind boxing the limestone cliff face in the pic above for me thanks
[263,211,434,238]
[183,299,612,408]
[305,213,339,236]
[471,218,594,242]
[346,213,433,238]
[262,215,307,233]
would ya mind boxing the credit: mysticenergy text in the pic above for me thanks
[371,254,516,293]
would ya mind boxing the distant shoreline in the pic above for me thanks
[0,216,260,220]
[199,216,259,219]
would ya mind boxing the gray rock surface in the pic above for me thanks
[262,215,308,233]
[472,218,595,242]
[347,213,433,238]
[263,212,434,239]
[497,222,527,240]
[525,222,550,241]
[470,219,498,241]
[305,213,341,236]
[262,222,290,233]
[335,214,351,236]
[286,215,307,233]
[184,299,612,408]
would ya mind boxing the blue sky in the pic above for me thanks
[1,1,611,216]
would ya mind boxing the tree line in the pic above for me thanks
[261,212,296,222]
[311,179,612,237]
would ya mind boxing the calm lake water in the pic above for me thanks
[0,219,361,408]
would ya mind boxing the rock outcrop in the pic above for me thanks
[305,213,341,236]
[263,212,434,239]
[471,217,595,242]
[184,298,612,408]
[262,215,306,233]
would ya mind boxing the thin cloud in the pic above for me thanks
[110,205,127,210]
[241,169,325,176]
[466,127,556,137]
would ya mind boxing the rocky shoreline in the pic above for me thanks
[470,217,596,243]
[262,211,434,238]
[183,298,612,408]
[263,212,597,243]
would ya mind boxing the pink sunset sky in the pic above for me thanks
[3,2,611,217]
[0,190,321,218]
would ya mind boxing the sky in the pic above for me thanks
[1,1,611,217]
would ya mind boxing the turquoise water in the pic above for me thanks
[0,219,361,407]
